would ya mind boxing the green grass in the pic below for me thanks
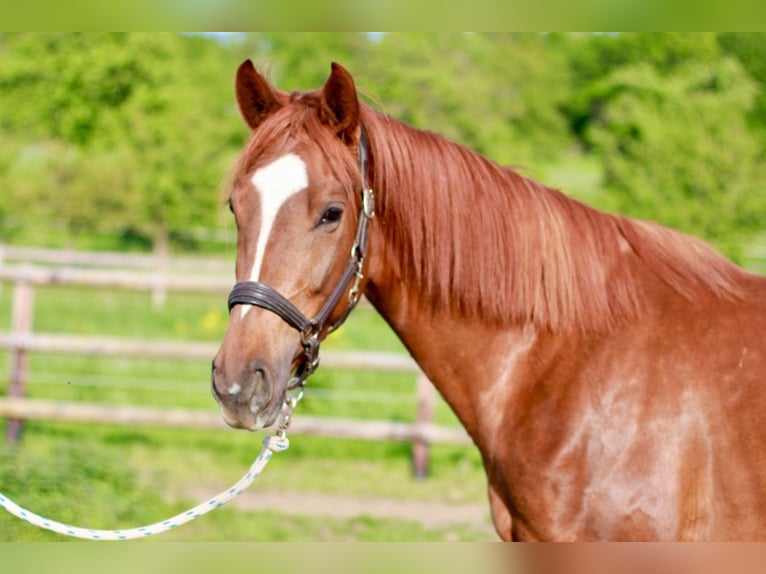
[0,278,489,541]
[157,510,489,542]
[0,420,488,541]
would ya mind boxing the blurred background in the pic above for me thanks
[0,32,764,541]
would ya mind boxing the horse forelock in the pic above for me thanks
[234,98,360,197]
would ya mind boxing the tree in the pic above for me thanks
[359,33,575,171]
[718,33,766,138]
[236,32,370,91]
[236,33,576,171]
[566,33,722,142]
[0,33,241,249]
[587,58,766,259]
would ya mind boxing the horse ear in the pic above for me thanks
[319,62,360,143]
[235,59,281,130]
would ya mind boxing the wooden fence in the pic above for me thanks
[0,243,232,306]
[0,254,470,477]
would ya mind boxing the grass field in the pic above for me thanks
[0,280,492,541]
[0,422,492,541]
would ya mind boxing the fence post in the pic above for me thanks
[412,373,435,479]
[0,243,5,296]
[6,278,35,444]
[151,234,169,309]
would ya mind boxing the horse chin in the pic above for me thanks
[252,402,283,430]
[219,393,284,431]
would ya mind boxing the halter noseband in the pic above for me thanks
[227,125,375,389]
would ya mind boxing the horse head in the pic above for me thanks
[212,60,372,430]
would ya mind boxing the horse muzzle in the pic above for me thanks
[211,358,283,430]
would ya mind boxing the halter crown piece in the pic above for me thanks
[227,124,375,391]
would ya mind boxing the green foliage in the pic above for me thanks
[570,33,722,81]
[567,33,722,141]
[364,33,574,169]
[239,32,370,90]
[583,53,766,259]
[0,32,764,257]
[1,140,140,238]
[718,33,766,135]
[0,33,241,246]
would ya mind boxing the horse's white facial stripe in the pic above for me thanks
[241,153,308,318]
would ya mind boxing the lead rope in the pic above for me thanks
[0,390,303,540]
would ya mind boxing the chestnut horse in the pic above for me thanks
[212,60,766,541]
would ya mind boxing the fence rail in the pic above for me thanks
[0,263,232,294]
[0,243,233,307]
[0,397,470,445]
[0,243,232,273]
[0,249,460,477]
[0,332,418,370]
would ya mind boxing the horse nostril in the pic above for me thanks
[248,358,269,375]
[211,354,274,420]
[252,368,266,392]
[211,369,223,402]
[250,366,271,398]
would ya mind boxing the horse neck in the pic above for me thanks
[359,109,745,446]
[363,227,551,445]
[358,115,602,441]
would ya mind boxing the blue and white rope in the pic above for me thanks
[0,434,290,540]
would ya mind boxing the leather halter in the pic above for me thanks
[227,125,375,389]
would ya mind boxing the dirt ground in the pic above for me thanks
[185,486,498,537]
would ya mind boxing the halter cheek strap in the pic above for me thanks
[227,124,374,388]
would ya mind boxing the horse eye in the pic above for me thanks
[320,206,344,225]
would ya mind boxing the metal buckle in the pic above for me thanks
[348,267,364,305]
[362,187,375,220]
[300,328,318,349]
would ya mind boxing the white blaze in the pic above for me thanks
[241,153,308,317]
